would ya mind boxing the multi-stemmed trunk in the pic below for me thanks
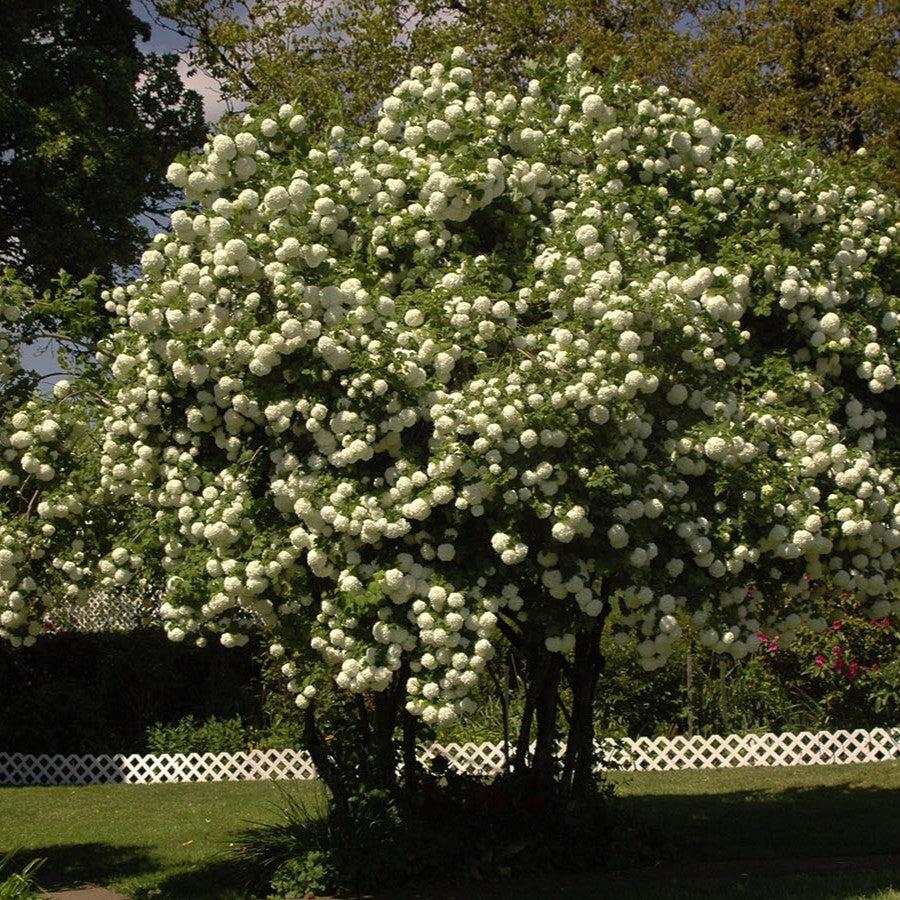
[302,665,413,817]
[303,596,611,811]
[508,607,610,800]
[560,624,605,798]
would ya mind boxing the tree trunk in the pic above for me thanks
[371,690,398,790]
[686,646,695,737]
[561,622,604,800]
[401,707,419,791]
[718,656,729,731]
[532,652,562,781]
[304,703,349,816]
[512,648,541,773]
[489,653,512,774]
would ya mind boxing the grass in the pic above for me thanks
[0,762,897,898]
[0,780,323,898]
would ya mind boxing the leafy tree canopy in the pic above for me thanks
[152,0,899,187]
[0,0,207,290]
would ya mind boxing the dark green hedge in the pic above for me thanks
[0,630,265,754]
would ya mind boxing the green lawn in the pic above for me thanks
[1,762,898,899]
[1,779,323,898]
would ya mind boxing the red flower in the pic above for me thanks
[480,786,508,815]
[523,790,547,816]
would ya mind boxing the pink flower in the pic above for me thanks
[814,655,826,667]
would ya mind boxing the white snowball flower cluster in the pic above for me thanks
[0,379,146,645]
[9,50,897,713]
[0,277,158,647]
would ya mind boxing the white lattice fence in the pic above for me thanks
[594,727,900,771]
[50,584,160,633]
[2,728,897,786]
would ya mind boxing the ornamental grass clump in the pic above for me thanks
[1,47,897,802]
[234,769,634,897]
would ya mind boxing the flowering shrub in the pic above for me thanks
[760,606,900,728]
[0,270,157,651]
[2,48,897,792]
[589,605,900,739]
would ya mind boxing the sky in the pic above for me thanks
[132,0,232,122]
[20,3,226,381]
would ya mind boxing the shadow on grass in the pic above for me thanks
[385,866,900,900]
[8,842,155,890]
[386,781,900,900]
[11,780,899,900]
[152,783,900,900]
[11,843,256,900]
[615,782,900,862]
[127,857,255,899]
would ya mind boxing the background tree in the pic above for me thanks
[148,0,694,126]
[0,0,207,290]
[150,0,898,186]
[689,1,899,190]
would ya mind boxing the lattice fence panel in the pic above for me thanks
[2,728,897,786]
[417,741,508,775]
[49,583,160,633]
[593,727,900,771]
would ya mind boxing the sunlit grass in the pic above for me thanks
[0,761,896,898]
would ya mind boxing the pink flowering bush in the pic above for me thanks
[761,602,900,727]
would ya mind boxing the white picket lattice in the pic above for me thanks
[594,727,900,771]
[2,727,897,786]
[50,583,160,633]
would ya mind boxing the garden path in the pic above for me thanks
[45,886,127,900]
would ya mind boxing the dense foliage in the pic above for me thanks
[0,630,271,754]
[1,0,205,290]
[154,0,899,188]
[1,48,897,799]
[595,607,900,737]
[234,772,635,898]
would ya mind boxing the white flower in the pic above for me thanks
[819,312,841,335]
[618,330,641,352]
[745,134,764,153]
[575,224,598,247]
[551,522,576,542]
[581,94,612,123]
[426,119,452,142]
[608,524,629,549]
[166,162,189,187]
[704,437,728,461]
[491,532,510,552]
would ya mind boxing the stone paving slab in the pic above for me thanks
[44,886,127,900]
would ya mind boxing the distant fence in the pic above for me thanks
[2,727,897,786]
[50,585,159,633]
